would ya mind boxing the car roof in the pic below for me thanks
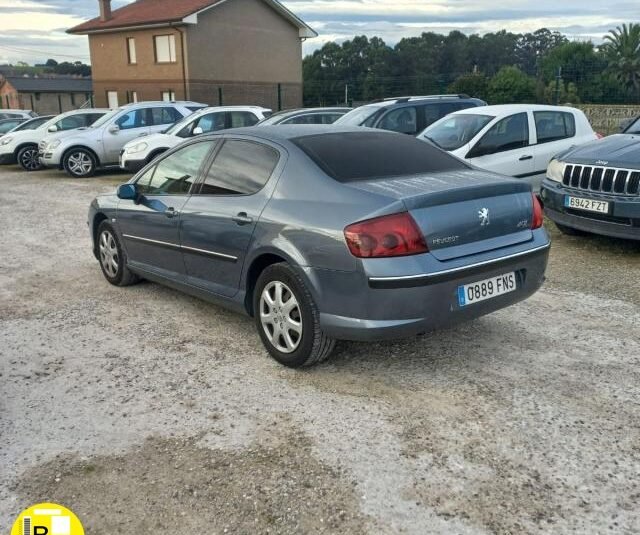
[117,101,206,110]
[451,104,580,116]
[208,124,400,142]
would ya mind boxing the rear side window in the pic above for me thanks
[229,111,259,128]
[293,131,469,183]
[149,106,182,126]
[534,111,576,143]
[378,106,418,134]
[86,113,105,126]
[198,140,279,195]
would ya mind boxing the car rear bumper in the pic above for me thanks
[121,158,146,173]
[309,238,550,342]
[0,152,16,165]
[541,179,640,241]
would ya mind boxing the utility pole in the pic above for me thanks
[554,66,562,106]
[344,84,349,106]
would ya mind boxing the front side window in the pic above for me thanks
[469,112,529,157]
[199,140,279,195]
[127,37,137,64]
[378,107,418,135]
[155,35,176,63]
[136,142,214,195]
[422,113,494,151]
[0,120,21,133]
[534,111,576,143]
[194,112,226,134]
[116,109,146,130]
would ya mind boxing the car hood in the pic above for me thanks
[557,134,640,169]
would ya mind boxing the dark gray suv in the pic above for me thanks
[335,95,487,135]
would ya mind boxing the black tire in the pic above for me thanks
[555,223,589,236]
[96,221,139,287]
[253,263,335,368]
[17,145,42,171]
[63,148,97,178]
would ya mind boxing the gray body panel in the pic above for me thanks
[89,125,550,341]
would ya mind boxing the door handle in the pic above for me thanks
[232,212,253,225]
[519,155,533,161]
[165,207,179,219]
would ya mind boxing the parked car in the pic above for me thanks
[0,109,37,120]
[0,109,108,171]
[418,104,598,191]
[540,120,640,241]
[120,106,271,172]
[3,115,55,135]
[40,101,207,178]
[88,125,549,367]
[335,95,486,135]
[257,107,351,126]
[0,118,26,136]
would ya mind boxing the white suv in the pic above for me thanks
[40,101,206,177]
[120,105,270,172]
[0,109,107,171]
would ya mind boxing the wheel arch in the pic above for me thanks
[146,147,168,164]
[244,252,288,316]
[62,145,101,167]
[91,212,109,258]
[13,141,38,158]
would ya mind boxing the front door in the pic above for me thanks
[466,112,535,178]
[180,138,282,297]
[102,108,151,164]
[116,141,216,279]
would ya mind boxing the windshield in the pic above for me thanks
[420,113,494,151]
[624,117,640,134]
[13,116,49,131]
[335,105,386,127]
[89,109,121,129]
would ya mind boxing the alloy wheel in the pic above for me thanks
[259,281,303,354]
[99,230,119,278]
[20,148,40,170]
[67,151,93,176]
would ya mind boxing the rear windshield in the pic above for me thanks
[293,131,469,182]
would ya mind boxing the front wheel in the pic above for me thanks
[96,221,139,286]
[63,148,96,178]
[254,263,335,368]
[17,145,42,171]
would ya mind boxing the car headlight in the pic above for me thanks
[546,158,565,182]
[126,142,148,155]
[0,136,13,146]
[48,139,61,149]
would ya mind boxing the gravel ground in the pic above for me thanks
[1,166,639,534]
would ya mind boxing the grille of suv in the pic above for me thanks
[563,164,640,196]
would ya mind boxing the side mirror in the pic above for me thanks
[192,126,203,136]
[47,125,58,133]
[117,183,137,201]
[108,124,120,134]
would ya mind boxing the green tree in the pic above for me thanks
[448,72,489,100]
[517,28,568,76]
[543,80,580,104]
[487,66,536,103]
[603,23,640,101]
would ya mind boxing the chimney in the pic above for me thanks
[98,0,112,21]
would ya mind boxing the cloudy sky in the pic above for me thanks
[0,0,635,64]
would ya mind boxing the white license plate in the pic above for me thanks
[564,196,609,214]
[458,272,517,307]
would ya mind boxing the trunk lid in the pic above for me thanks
[345,169,534,261]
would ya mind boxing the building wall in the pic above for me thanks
[576,104,640,135]
[0,81,92,114]
[186,0,303,109]
[88,26,187,107]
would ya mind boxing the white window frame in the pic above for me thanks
[161,90,176,102]
[107,91,119,109]
[154,34,177,63]
[127,37,137,64]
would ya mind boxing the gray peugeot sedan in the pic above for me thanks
[88,125,550,367]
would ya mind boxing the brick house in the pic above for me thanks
[67,0,316,110]
[0,75,93,114]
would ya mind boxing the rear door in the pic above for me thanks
[465,112,535,178]
[532,110,577,190]
[179,137,283,297]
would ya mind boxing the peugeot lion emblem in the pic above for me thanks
[478,207,490,226]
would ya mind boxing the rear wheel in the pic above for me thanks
[63,148,96,178]
[555,223,589,236]
[254,263,335,368]
[97,221,139,287]
[17,145,41,171]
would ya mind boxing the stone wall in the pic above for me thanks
[576,104,640,135]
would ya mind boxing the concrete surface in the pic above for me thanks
[0,166,639,534]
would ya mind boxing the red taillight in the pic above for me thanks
[596,132,604,139]
[531,193,544,229]
[344,212,428,258]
